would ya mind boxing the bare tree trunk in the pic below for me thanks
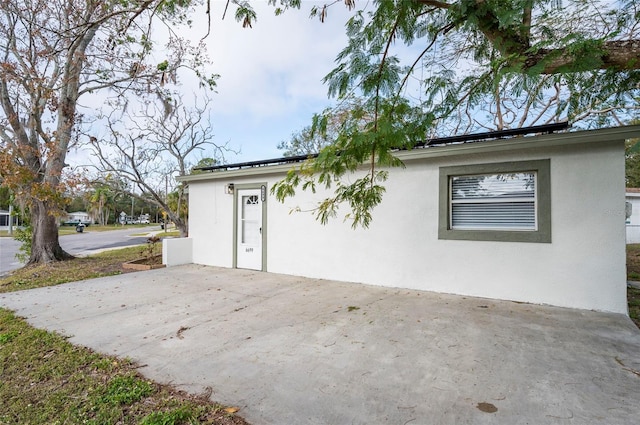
[174,217,188,238]
[28,200,73,264]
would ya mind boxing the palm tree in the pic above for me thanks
[88,186,114,226]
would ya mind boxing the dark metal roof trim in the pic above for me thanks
[195,153,320,172]
[195,122,569,172]
[417,121,569,147]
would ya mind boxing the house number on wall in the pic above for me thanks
[245,248,254,253]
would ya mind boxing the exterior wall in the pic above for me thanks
[185,129,631,313]
[625,193,640,244]
[163,237,193,266]
[0,210,21,230]
[0,211,9,228]
[67,212,91,222]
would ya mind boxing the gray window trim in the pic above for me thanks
[438,160,551,243]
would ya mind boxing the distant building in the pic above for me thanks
[66,211,92,224]
[0,209,10,229]
[0,209,22,230]
[626,189,640,243]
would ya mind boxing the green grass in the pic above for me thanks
[160,230,181,237]
[1,224,160,238]
[626,244,640,329]
[0,245,247,424]
[0,309,246,425]
[58,224,160,236]
[130,230,180,237]
[628,286,640,328]
[0,246,144,293]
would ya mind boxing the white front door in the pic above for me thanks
[236,189,262,270]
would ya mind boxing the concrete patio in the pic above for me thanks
[1,264,639,424]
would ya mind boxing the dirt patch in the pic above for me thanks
[477,402,498,413]
[122,255,165,271]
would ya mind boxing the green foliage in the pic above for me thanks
[0,186,11,210]
[0,331,18,344]
[191,157,218,173]
[0,0,216,263]
[233,1,258,28]
[157,60,169,71]
[167,189,188,221]
[277,97,370,157]
[0,308,242,424]
[270,0,640,227]
[13,225,32,263]
[625,120,640,187]
[627,145,640,187]
[277,127,328,157]
[140,407,195,425]
[0,246,142,293]
[268,0,302,16]
[101,375,153,405]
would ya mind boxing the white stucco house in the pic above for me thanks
[626,188,640,244]
[65,211,92,224]
[165,125,640,314]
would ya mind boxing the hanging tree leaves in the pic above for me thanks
[266,0,640,227]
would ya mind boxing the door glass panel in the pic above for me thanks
[241,195,260,244]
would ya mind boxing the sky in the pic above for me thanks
[182,1,362,164]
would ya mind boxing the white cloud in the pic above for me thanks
[174,1,357,161]
[209,2,347,112]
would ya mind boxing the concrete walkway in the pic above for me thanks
[1,264,639,425]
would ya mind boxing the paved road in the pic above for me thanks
[0,237,21,276]
[0,226,158,275]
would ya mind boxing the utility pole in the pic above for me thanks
[165,175,168,232]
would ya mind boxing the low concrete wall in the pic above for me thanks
[627,225,640,244]
[163,237,193,267]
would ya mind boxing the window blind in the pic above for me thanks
[450,172,536,230]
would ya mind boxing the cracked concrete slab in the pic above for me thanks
[1,264,639,424]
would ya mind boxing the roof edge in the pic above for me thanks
[179,125,640,183]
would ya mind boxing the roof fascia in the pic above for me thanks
[179,125,640,183]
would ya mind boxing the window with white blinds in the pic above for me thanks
[438,160,551,243]
[450,172,537,230]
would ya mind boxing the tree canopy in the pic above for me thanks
[266,0,640,228]
[0,0,215,262]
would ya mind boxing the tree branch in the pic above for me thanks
[526,39,640,73]
[415,0,451,9]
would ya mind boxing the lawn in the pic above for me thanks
[58,223,160,236]
[1,223,161,237]
[0,246,146,293]
[0,246,249,425]
[625,244,640,329]
[0,309,247,425]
